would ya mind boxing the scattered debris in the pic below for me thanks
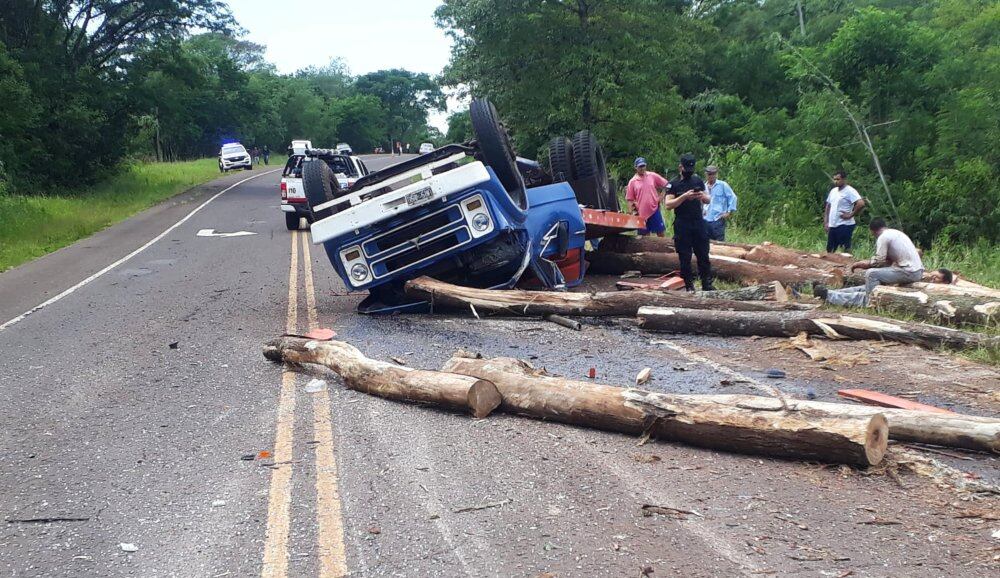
[838,389,953,414]
[6,517,89,524]
[859,517,901,525]
[304,379,327,393]
[257,450,272,460]
[389,356,407,366]
[765,369,786,379]
[641,504,703,520]
[119,543,138,553]
[211,500,226,507]
[544,313,582,331]
[588,367,596,379]
[168,341,179,350]
[240,454,256,461]
[452,499,511,514]
[635,367,652,385]
[631,453,661,464]
[620,270,642,279]
[367,526,381,535]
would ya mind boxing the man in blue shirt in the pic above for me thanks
[702,165,737,241]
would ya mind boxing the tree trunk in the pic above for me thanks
[599,235,751,259]
[264,337,502,418]
[745,244,851,270]
[588,250,838,288]
[447,356,999,454]
[697,282,788,302]
[404,276,812,317]
[442,356,888,466]
[637,307,1000,351]
[870,286,1000,327]
[911,282,1000,301]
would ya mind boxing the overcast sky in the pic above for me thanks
[224,0,458,130]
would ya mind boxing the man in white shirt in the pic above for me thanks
[824,171,865,253]
[815,218,945,307]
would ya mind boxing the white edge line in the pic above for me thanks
[0,169,281,332]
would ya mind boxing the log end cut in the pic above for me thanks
[864,413,890,466]
[468,379,503,419]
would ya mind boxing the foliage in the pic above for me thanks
[0,158,221,272]
[437,0,1000,254]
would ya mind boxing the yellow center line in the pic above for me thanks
[261,231,299,578]
[301,234,349,577]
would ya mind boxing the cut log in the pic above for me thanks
[448,357,999,454]
[404,276,812,317]
[588,250,837,288]
[698,281,788,302]
[745,244,849,271]
[910,282,1000,301]
[637,307,1000,352]
[263,337,501,418]
[599,235,750,259]
[870,286,1000,327]
[442,356,888,466]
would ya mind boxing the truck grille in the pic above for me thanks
[383,233,462,273]
[370,210,455,254]
[363,203,475,279]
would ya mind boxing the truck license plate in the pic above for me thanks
[406,187,433,206]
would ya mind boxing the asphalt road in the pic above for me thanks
[1,155,996,577]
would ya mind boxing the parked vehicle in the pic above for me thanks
[282,150,372,230]
[335,142,353,155]
[218,143,252,172]
[418,142,434,154]
[302,99,608,313]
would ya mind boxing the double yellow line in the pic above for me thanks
[262,230,348,578]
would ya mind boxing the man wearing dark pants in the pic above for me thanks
[824,170,865,253]
[664,154,714,291]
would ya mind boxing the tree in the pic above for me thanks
[354,69,445,145]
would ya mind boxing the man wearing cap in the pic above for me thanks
[625,157,670,237]
[664,153,714,291]
[703,165,737,241]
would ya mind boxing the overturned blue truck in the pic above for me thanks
[300,98,616,313]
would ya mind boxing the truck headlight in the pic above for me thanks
[350,263,370,282]
[471,213,490,232]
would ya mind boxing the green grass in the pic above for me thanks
[0,159,222,272]
[724,222,1000,289]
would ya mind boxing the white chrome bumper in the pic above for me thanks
[309,160,491,244]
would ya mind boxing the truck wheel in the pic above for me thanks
[470,98,527,210]
[548,136,575,182]
[302,159,340,221]
[571,130,613,210]
[285,212,300,230]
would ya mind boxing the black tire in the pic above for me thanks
[285,212,300,230]
[548,136,575,182]
[245,165,253,171]
[302,159,340,221]
[470,98,527,210]
[571,130,613,210]
[219,163,224,173]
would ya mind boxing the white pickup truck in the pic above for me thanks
[280,150,370,230]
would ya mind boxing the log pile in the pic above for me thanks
[404,276,812,318]
[637,307,1000,352]
[870,285,1000,327]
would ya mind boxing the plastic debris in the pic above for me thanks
[304,379,327,393]
[119,543,138,553]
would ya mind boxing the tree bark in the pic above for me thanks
[442,356,888,466]
[264,337,502,418]
[637,307,1000,351]
[599,235,751,259]
[616,281,788,302]
[870,286,1000,327]
[911,282,1000,301]
[588,250,838,288]
[745,244,852,270]
[405,276,812,317]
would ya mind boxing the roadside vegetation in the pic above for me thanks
[0,159,220,272]
[437,0,999,286]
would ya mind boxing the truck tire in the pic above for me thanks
[571,130,613,210]
[302,159,340,221]
[285,212,300,230]
[548,136,575,182]
[470,98,527,210]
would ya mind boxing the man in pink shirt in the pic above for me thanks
[626,157,670,236]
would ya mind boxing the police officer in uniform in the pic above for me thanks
[663,153,714,291]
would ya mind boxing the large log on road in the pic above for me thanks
[870,285,1000,327]
[745,244,852,270]
[911,282,1000,301]
[443,356,888,466]
[264,337,501,418]
[599,235,750,259]
[404,276,811,317]
[588,250,837,287]
[637,307,1000,352]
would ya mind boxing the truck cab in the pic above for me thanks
[303,99,608,313]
